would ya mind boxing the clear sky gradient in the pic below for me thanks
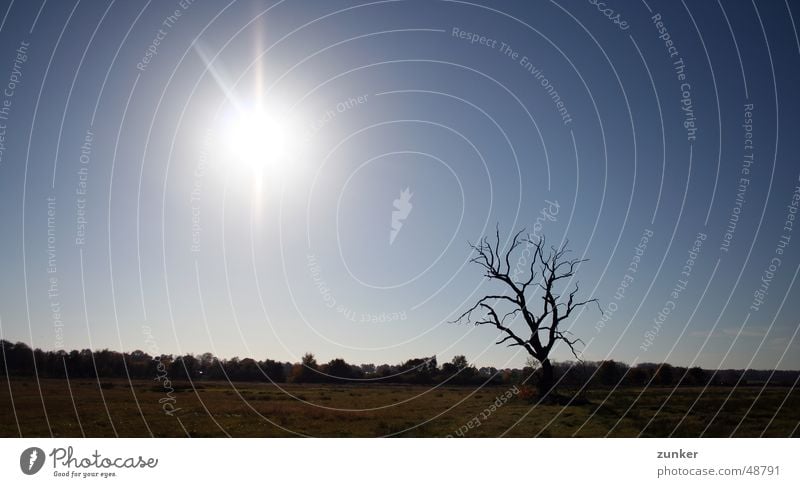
[0,0,798,370]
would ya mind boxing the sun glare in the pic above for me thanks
[224,105,302,178]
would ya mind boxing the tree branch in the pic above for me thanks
[455,226,600,378]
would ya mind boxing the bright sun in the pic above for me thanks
[224,106,303,178]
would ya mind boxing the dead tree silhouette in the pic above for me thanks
[454,228,600,397]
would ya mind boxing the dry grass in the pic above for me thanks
[0,378,797,437]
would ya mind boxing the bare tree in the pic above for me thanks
[453,228,599,397]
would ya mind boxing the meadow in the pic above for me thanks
[0,378,797,437]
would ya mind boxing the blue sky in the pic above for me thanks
[0,0,798,370]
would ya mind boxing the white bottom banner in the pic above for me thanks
[0,438,796,486]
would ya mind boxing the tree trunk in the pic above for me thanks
[539,358,554,397]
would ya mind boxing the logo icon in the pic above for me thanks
[390,187,413,244]
[20,447,45,475]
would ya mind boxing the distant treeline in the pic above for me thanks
[1,340,798,387]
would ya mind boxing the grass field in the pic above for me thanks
[1,378,797,437]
